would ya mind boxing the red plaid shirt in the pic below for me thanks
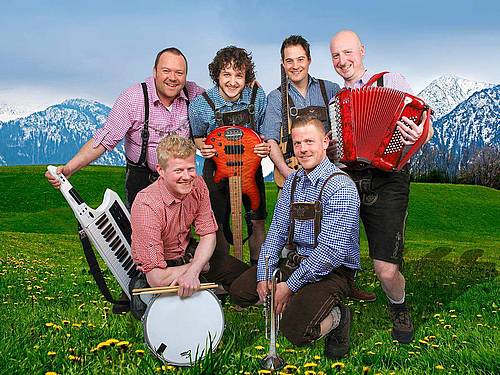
[93,76,204,171]
[130,176,217,273]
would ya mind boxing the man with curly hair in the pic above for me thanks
[189,46,270,264]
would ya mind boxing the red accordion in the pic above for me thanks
[329,86,431,171]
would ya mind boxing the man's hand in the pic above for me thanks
[326,131,339,162]
[45,165,72,189]
[254,139,271,158]
[146,264,191,288]
[257,280,270,302]
[174,271,201,298]
[274,282,293,315]
[198,138,217,158]
[397,112,427,146]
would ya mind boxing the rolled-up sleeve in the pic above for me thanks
[193,179,218,236]
[93,88,136,150]
[131,196,167,273]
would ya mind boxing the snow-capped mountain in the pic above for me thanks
[412,85,499,177]
[418,75,493,120]
[0,102,29,122]
[0,99,125,166]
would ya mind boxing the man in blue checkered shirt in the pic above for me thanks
[189,46,270,264]
[230,114,360,359]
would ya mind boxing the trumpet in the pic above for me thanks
[260,256,285,371]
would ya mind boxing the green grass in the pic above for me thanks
[0,165,499,374]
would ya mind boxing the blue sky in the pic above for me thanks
[1,0,499,110]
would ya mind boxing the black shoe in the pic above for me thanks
[388,302,414,343]
[324,304,351,359]
[112,291,131,314]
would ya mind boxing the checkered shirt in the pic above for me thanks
[189,85,266,137]
[130,176,217,273]
[93,76,204,171]
[261,76,340,142]
[342,70,413,92]
[257,157,361,292]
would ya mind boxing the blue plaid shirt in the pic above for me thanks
[189,85,267,137]
[261,76,340,142]
[257,157,361,292]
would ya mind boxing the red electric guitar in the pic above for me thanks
[205,126,262,260]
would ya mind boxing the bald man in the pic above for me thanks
[329,30,434,344]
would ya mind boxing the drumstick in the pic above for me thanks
[132,283,219,296]
[132,283,217,293]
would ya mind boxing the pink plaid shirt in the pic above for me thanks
[93,76,204,171]
[130,176,218,273]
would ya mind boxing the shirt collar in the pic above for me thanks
[346,69,372,88]
[148,76,189,105]
[207,85,252,110]
[157,176,197,206]
[301,157,332,186]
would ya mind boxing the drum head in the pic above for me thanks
[143,290,224,366]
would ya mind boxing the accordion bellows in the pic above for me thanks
[329,86,431,171]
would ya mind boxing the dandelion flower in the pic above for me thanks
[443,324,451,329]
[45,323,54,328]
[313,355,321,360]
[435,364,444,370]
[331,362,345,369]
[304,371,316,375]
[254,345,265,350]
[68,354,81,362]
[304,362,318,368]
[47,351,56,357]
[106,338,119,345]
[362,366,370,374]
[45,372,58,375]
[258,370,272,374]
[135,349,145,355]
[284,364,298,371]
[62,320,70,325]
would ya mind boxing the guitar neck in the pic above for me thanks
[47,165,95,227]
[228,176,244,260]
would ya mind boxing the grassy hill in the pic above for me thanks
[0,165,498,374]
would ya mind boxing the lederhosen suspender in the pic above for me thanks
[201,85,259,131]
[286,171,348,249]
[135,83,191,167]
[278,79,331,130]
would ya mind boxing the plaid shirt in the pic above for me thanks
[130,176,217,273]
[257,157,360,292]
[93,76,204,171]
[262,76,340,142]
[189,85,266,137]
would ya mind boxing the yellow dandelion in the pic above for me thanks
[304,362,318,368]
[47,351,56,357]
[476,314,483,318]
[443,324,451,329]
[304,371,316,375]
[106,338,119,345]
[258,370,272,374]
[45,322,54,328]
[285,348,296,353]
[317,372,327,375]
[408,351,415,356]
[419,340,429,345]
[432,344,440,349]
[62,320,70,325]
[96,342,110,350]
[72,323,81,328]
[331,361,345,369]
[428,335,436,340]
[254,345,265,350]
[116,341,130,349]
[374,341,383,346]
[477,323,484,327]
[45,372,58,375]
[135,349,145,355]
[284,364,298,371]
[68,354,81,362]
[435,364,444,370]
[313,355,321,360]
[449,309,455,313]
[450,315,457,318]
[367,351,376,355]
[433,313,441,318]
[362,366,370,374]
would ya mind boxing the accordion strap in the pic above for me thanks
[364,71,389,87]
[78,224,128,305]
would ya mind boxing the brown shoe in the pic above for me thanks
[388,302,414,343]
[349,285,377,302]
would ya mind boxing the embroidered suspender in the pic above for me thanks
[286,171,348,249]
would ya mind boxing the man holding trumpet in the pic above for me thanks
[131,135,248,298]
[230,115,361,359]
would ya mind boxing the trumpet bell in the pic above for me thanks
[260,354,285,371]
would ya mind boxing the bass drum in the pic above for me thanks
[143,290,225,366]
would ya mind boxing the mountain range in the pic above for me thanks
[0,75,498,181]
